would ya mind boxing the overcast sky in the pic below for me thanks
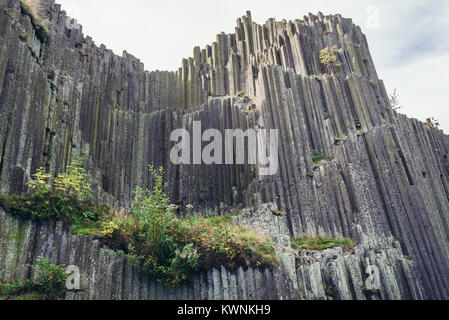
[56,0,449,132]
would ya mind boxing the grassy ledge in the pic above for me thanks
[292,237,355,252]
[0,162,278,287]
[19,0,50,42]
[311,150,333,168]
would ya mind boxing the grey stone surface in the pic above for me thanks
[0,208,299,300]
[0,0,448,299]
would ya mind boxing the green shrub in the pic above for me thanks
[26,167,51,196]
[323,283,337,297]
[0,279,35,298]
[426,117,440,132]
[131,166,171,250]
[54,158,91,201]
[0,257,68,300]
[0,191,112,231]
[19,32,31,43]
[118,166,199,286]
[1,165,278,287]
[109,166,278,286]
[389,89,403,111]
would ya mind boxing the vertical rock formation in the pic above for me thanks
[0,0,448,299]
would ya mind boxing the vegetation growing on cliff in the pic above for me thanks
[292,237,354,251]
[93,166,277,286]
[0,191,112,229]
[320,46,342,74]
[0,257,68,300]
[0,163,278,287]
[311,150,333,168]
[389,89,403,111]
[426,117,440,132]
[0,158,110,230]
[176,215,278,270]
[19,0,50,42]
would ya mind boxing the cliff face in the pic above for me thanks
[0,0,449,300]
[0,207,300,300]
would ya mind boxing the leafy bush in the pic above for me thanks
[292,237,354,251]
[2,165,278,287]
[0,279,35,298]
[26,157,91,201]
[32,257,68,298]
[27,167,51,196]
[0,161,120,280]
[0,191,111,230]
[0,257,68,300]
[105,166,278,286]
[130,166,171,252]
[54,158,91,201]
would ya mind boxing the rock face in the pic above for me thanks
[0,208,300,300]
[0,0,449,300]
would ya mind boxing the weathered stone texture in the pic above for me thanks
[0,208,301,300]
[0,0,448,299]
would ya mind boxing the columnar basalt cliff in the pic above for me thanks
[1,0,449,300]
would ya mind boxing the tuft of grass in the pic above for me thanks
[19,0,50,42]
[334,134,348,144]
[311,150,333,165]
[292,237,355,252]
[175,215,279,271]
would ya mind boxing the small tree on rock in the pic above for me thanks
[389,89,403,111]
[320,45,341,74]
